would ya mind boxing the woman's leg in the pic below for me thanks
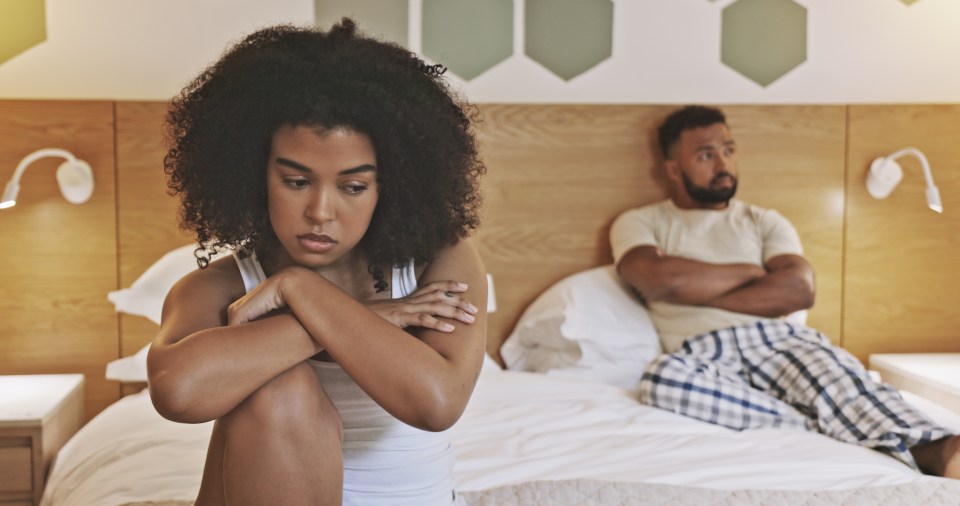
[195,419,226,505]
[196,361,343,505]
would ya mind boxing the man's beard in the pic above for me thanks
[681,171,737,205]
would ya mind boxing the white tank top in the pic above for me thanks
[234,253,461,505]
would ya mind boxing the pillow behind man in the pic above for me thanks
[500,265,661,391]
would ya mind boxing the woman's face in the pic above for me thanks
[266,124,379,272]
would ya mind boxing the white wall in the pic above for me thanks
[1,0,958,103]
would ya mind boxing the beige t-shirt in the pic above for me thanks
[610,199,804,353]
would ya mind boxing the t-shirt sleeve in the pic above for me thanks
[610,207,660,265]
[761,209,804,262]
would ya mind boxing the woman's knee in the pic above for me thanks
[225,362,341,436]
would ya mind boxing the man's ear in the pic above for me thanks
[663,159,681,183]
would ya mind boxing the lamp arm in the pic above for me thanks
[887,147,937,189]
[8,148,78,185]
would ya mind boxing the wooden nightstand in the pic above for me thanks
[869,353,960,415]
[0,375,84,506]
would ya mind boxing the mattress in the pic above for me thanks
[40,366,960,505]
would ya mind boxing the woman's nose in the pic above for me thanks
[306,190,335,222]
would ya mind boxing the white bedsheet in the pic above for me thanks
[40,368,960,506]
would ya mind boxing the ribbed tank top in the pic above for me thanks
[233,253,461,505]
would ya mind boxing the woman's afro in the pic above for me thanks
[164,19,485,280]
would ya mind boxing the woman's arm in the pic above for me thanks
[230,238,488,432]
[147,259,323,423]
[154,239,488,430]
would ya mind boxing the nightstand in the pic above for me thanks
[0,375,84,506]
[869,353,960,415]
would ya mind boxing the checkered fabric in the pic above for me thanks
[638,320,952,468]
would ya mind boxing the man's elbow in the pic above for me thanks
[787,279,816,313]
[799,286,815,311]
[618,265,670,303]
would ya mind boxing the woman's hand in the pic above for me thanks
[226,268,303,326]
[366,280,478,332]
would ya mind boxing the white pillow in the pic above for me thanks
[105,343,151,383]
[107,243,220,325]
[500,265,661,390]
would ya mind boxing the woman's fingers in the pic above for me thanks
[367,280,479,331]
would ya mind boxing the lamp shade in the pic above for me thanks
[0,148,94,209]
[865,147,942,213]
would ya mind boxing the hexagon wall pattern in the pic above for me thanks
[422,0,513,80]
[0,0,46,66]
[525,0,613,81]
[721,0,807,87]
[315,0,408,47]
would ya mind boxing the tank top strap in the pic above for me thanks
[391,259,417,298]
[233,252,266,293]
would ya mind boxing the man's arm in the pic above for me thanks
[705,253,815,317]
[617,245,766,305]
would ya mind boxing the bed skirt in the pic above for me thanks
[120,478,960,506]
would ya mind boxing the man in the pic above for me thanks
[610,105,959,478]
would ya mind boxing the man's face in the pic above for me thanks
[665,123,738,208]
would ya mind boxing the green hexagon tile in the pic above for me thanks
[721,0,807,87]
[422,0,513,80]
[525,0,613,81]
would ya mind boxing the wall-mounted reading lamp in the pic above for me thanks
[0,148,94,209]
[866,147,942,213]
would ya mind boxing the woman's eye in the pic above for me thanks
[284,178,309,188]
[342,184,368,195]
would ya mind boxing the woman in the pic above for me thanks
[147,19,488,505]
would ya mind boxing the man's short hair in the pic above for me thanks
[657,105,727,158]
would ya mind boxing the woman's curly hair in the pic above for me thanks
[164,19,484,289]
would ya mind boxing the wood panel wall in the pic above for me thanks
[844,105,960,359]
[1,100,959,420]
[0,101,118,420]
[475,105,845,359]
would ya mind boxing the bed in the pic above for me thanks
[39,356,960,505]
[40,252,960,505]
[4,101,960,505]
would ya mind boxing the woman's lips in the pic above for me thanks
[298,233,337,253]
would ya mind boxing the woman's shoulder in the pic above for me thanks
[417,238,483,281]
[169,255,246,305]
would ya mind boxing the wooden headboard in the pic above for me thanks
[2,101,959,420]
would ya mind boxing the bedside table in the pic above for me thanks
[0,375,84,506]
[869,353,960,415]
